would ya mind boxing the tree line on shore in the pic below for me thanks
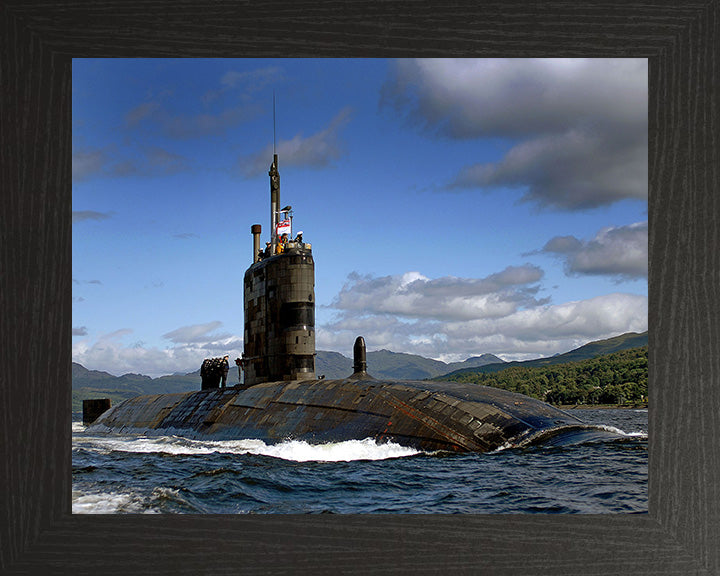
[442,346,648,406]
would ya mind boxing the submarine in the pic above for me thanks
[87,153,611,453]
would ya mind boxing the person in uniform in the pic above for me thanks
[234,357,243,384]
[220,355,230,388]
[275,234,288,254]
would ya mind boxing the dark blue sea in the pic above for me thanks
[72,408,647,514]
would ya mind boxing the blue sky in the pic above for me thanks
[72,58,648,377]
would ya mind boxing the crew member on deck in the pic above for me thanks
[275,233,288,254]
[235,357,243,384]
[220,355,229,388]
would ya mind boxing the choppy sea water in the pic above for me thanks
[72,408,647,514]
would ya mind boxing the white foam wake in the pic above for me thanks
[247,438,421,462]
[71,489,157,514]
[73,431,421,462]
[594,425,648,439]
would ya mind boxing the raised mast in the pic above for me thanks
[269,92,280,254]
[269,153,280,254]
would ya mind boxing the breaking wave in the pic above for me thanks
[593,424,648,439]
[71,489,158,514]
[73,428,421,462]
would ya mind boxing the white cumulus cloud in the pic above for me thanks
[331,264,547,322]
[320,290,647,362]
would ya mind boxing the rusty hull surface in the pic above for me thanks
[88,377,591,453]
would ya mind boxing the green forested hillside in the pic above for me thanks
[439,331,647,378]
[441,346,648,406]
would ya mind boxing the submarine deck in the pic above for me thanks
[87,377,604,453]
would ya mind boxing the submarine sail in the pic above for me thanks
[87,152,614,453]
[242,153,316,385]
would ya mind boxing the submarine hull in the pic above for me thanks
[88,378,596,453]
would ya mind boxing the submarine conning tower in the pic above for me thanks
[242,153,316,386]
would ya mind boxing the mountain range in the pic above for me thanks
[435,331,649,379]
[72,331,647,414]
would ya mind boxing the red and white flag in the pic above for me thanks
[276,219,292,237]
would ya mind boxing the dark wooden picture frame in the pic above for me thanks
[2,2,718,574]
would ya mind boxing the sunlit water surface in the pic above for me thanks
[72,408,647,514]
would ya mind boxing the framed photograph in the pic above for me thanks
[2,1,717,574]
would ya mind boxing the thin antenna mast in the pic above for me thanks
[273,91,276,155]
[269,92,280,252]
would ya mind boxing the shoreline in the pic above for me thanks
[557,403,648,410]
